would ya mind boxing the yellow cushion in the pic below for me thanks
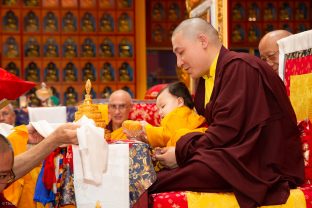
[186,189,306,208]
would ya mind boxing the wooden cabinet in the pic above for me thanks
[0,0,144,106]
[228,0,312,54]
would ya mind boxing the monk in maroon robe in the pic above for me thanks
[149,18,304,208]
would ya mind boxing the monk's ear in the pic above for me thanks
[197,33,209,49]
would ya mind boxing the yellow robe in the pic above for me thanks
[145,106,207,148]
[4,125,43,208]
[110,126,127,141]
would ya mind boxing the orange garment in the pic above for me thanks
[145,106,207,148]
[110,126,127,141]
[4,125,42,208]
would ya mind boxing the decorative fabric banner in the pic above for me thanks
[290,73,312,121]
[285,54,312,96]
[278,30,312,81]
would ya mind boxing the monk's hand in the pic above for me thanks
[155,147,178,169]
[48,123,79,146]
[27,124,44,144]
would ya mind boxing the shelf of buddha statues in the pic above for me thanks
[229,0,311,49]
[0,0,139,106]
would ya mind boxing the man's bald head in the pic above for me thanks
[108,90,132,104]
[171,18,222,79]
[259,30,292,73]
[172,18,220,43]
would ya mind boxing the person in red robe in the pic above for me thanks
[149,18,304,208]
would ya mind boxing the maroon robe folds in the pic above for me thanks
[0,193,16,207]
[149,47,304,208]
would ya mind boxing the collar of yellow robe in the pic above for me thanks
[203,52,219,105]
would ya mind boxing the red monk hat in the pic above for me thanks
[0,67,36,102]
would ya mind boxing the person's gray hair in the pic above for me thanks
[6,103,15,114]
[172,18,219,41]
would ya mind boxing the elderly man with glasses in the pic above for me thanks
[258,30,292,74]
[106,89,133,140]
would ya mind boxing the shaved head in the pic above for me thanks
[259,30,292,52]
[172,18,220,43]
[109,90,132,104]
[171,18,222,79]
[258,30,292,73]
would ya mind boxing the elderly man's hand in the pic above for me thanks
[50,123,79,146]
[155,147,178,169]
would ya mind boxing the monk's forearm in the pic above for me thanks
[13,134,59,179]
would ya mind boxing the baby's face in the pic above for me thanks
[156,89,182,119]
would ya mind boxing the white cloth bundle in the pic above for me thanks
[74,116,108,185]
[28,106,67,123]
[0,123,14,137]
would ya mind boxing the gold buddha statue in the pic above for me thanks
[82,63,96,81]
[63,12,77,32]
[75,80,106,128]
[45,63,59,82]
[26,62,40,82]
[64,87,78,106]
[118,13,131,32]
[25,38,40,57]
[5,37,19,58]
[100,13,114,32]
[100,39,114,57]
[81,12,95,32]
[45,39,59,57]
[64,38,77,58]
[119,39,132,57]
[101,63,114,82]
[81,39,95,57]
[4,10,18,31]
[5,62,19,76]
[63,63,77,82]
[119,62,131,82]
[44,11,58,32]
[25,11,39,32]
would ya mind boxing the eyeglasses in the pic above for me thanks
[0,169,15,184]
[108,104,129,111]
[260,50,279,62]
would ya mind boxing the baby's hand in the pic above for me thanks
[151,147,162,161]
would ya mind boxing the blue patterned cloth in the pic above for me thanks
[129,142,157,207]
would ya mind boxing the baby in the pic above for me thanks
[125,82,208,170]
